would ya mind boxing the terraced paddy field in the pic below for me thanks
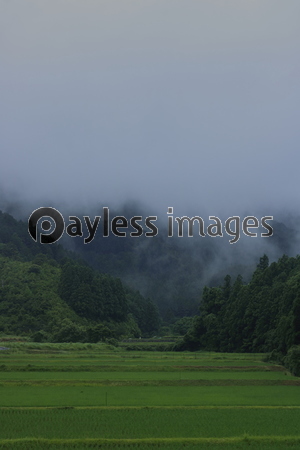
[0,342,299,449]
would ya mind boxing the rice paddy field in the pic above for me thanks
[0,342,299,449]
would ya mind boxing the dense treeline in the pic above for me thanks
[1,208,297,324]
[0,211,69,262]
[0,209,204,322]
[1,208,300,357]
[0,211,161,341]
[57,206,298,321]
[177,254,300,355]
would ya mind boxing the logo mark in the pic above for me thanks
[28,207,65,244]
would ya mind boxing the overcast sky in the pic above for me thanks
[1,0,300,219]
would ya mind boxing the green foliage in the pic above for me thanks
[31,331,50,343]
[126,289,161,335]
[180,254,300,355]
[86,323,114,343]
[58,260,128,323]
[256,254,270,272]
[0,210,161,340]
[171,317,194,336]
[284,346,300,376]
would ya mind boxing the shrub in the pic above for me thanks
[284,345,300,376]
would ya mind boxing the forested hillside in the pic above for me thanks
[178,254,300,355]
[0,211,161,340]
[1,208,300,355]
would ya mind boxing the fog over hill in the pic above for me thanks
[1,1,300,318]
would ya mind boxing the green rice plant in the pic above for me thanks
[0,370,294,382]
[0,407,300,439]
[0,385,300,407]
[1,437,300,449]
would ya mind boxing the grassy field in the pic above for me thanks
[0,342,299,449]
